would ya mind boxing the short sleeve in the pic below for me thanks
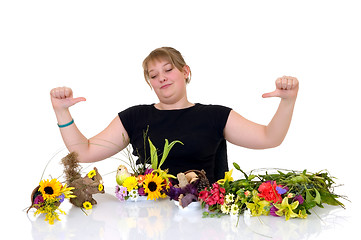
[208,105,232,138]
[118,105,143,140]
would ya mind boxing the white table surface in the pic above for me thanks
[24,187,353,240]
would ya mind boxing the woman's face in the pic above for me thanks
[147,59,189,104]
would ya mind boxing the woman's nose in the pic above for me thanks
[159,74,167,83]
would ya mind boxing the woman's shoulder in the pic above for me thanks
[120,104,154,112]
[195,103,232,112]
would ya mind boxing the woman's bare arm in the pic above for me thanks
[224,76,298,149]
[50,87,129,162]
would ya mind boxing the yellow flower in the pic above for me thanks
[246,190,270,216]
[83,201,92,210]
[123,176,138,192]
[217,169,234,184]
[60,183,76,199]
[143,173,164,200]
[88,170,96,179]
[274,197,299,221]
[298,209,308,219]
[39,179,62,200]
[152,168,176,185]
[98,184,104,192]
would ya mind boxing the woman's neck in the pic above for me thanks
[154,99,194,110]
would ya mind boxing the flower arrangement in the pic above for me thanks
[199,162,346,220]
[115,138,183,201]
[167,169,210,208]
[28,178,76,224]
[28,152,106,224]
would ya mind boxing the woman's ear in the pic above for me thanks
[183,65,191,81]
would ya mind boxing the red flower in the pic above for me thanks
[206,196,217,205]
[199,183,225,206]
[258,181,283,203]
[199,190,209,200]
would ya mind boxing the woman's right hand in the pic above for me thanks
[50,87,86,111]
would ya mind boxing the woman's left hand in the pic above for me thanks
[262,76,299,100]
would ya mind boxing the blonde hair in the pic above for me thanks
[142,47,191,87]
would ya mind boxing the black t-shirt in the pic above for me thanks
[118,103,232,183]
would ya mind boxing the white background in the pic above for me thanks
[1,0,360,239]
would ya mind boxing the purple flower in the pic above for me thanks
[57,194,65,203]
[144,168,154,175]
[270,205,280,217]
[294,195,304,205]
[34,195,44,205]
[138,187,146,196]
[183,183,199,197]
[115,185,128,201]
[167,186,182,201]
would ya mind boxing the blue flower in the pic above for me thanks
[276,186,287,195]
[57,193,65,203]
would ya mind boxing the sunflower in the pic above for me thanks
[87,170,96,179]
[143,173,164,200]
[39,179,62,200]
[83,201,92,210]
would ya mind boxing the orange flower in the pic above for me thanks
[137,175,146,186]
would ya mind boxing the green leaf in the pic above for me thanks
[319,189,345,207]
[159,139,183,169]
[202,212,209,218]
[305,187,314,204]
[148,138,158,169]
[224,180,231,192]
[314,188,321,205]
[233,162,248,179]
[248,175,256,181]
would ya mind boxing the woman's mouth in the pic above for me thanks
[160,83,172,89]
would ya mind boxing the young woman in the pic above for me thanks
[50,47,299,183]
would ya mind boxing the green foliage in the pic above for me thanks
[148,138,183,170]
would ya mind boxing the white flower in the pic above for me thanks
[129,189,139,201]
[225,193,235,204]
[221,203,230,214]
[230,204,239,215]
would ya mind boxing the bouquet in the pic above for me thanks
[28,178,75,224]
[199,162,346,221]
[115,138,182,201]
[28,152,105,224]
[167,169,210,208]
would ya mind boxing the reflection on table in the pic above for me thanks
[28,188,350,240]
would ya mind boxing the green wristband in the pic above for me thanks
[58,119,74,128]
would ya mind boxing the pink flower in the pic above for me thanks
[198,183,225,206]
[218,194,225,205]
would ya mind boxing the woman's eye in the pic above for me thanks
[166,68,173,72]
[150,75,157,79]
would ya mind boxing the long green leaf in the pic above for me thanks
[148,138,158,169]
[314,188,321,205]
[159,139,183,168]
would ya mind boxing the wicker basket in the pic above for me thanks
[184,169,210,189]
